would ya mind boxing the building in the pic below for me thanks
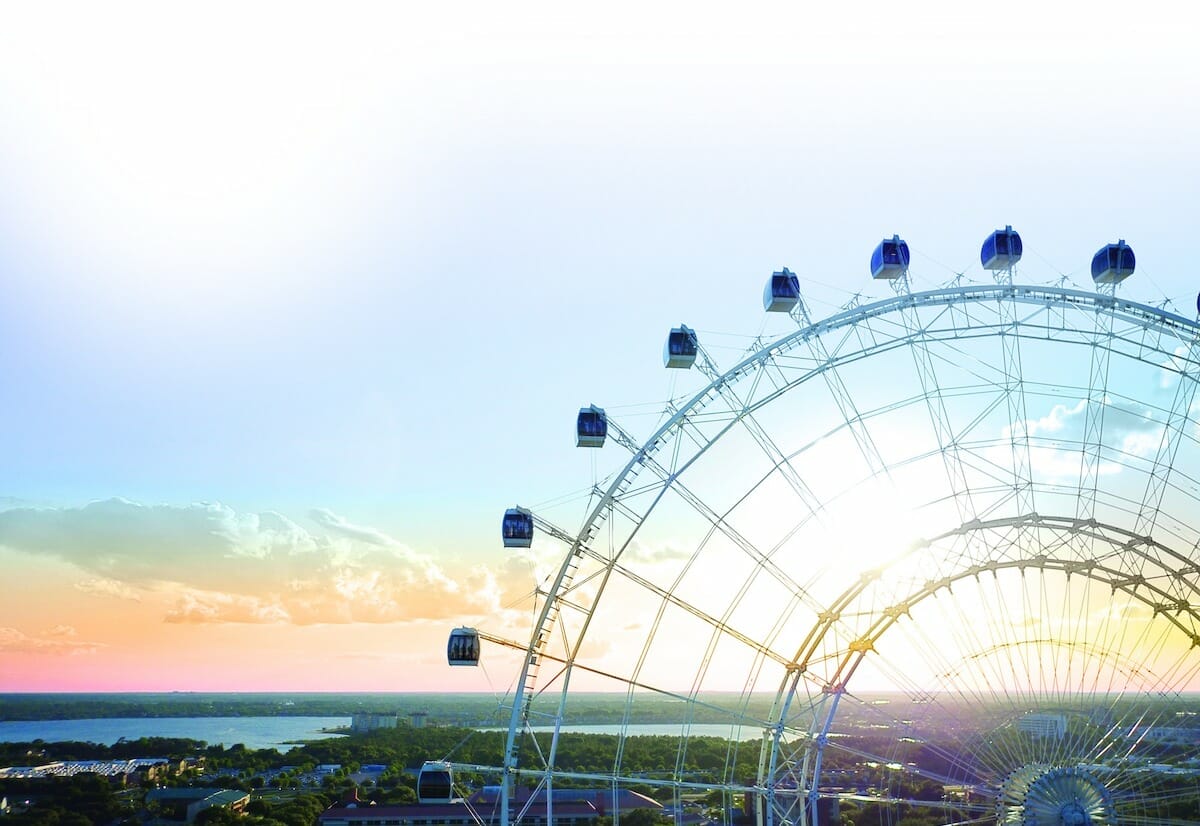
[352,713,400,733]
[320,786,662,826]
[0,758,171,786]
[145,787,250,824]
[1016,713,1067,739]
[1126,725,1199,745]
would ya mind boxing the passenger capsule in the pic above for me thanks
[981,225,1023,270]
[502,506,534,548]
[871,235,910,280]
[1091,240,1135,284]
[576,405,607,448]
[663,324,698,369]
[763,268,800,312]
[446,626,481,667]
[417,760,456,804]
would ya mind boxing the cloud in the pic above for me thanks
[0,498,323,589]
[164,591,291,624]
[623,539,693,564]
[576,635,614,661]
[0,499,514,626]
[161,563,498,625]
[0,626,103,655]
[1160,346,1189,389]
[309,508,397,547]
[75,577,143,602]
[1019,399,1087,439]
[1003,397,1165,480]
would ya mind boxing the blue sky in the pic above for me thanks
[1,2,1198,689]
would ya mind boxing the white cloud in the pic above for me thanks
[1001,397,1164,481]
[164,591,291,625]
[75,577,143,602]
[1159,345,1190,389]
[0,499,517,626]
[623,539,693,564]
[309,508,397,547]
[0,626,103,655]
[0,498,324,588]
[1018,399,1087,438]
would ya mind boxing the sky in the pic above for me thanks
[1,2,1199,693]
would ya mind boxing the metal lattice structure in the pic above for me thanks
[452,260,1200,826]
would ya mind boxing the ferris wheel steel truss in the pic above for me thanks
[462,281,1200,826]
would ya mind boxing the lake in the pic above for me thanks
[0,716,349,751]
[0,718,766,752]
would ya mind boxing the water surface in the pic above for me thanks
[0,716,347,751]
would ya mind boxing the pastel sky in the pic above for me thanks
[2,2,1198,692]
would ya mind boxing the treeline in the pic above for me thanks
[295,726,763,784]
[0,737,208,765]
[2,727,762,785]
[0,727,963,787]
[0,692,779,725]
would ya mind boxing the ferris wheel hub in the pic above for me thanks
[998,764,1114,826]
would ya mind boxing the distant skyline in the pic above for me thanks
[3,2,1199,691]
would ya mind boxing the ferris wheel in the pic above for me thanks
[445,227,1200,826]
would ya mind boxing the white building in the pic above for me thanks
[351,713,399,733]
[1017,713,1067,739]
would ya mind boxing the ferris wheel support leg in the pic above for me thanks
[761,669,803,826]
[499,655,537,826]
[806,688,843,826]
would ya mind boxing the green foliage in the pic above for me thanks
[194,808,242,825]
[0,691,781,726]
[0,774,125,825]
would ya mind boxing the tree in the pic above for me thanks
[246,799,273,816]
[194,807,242,826]
[618,809,672,826]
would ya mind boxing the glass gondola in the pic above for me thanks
[663,324,698,369]
[417,760,456,804]
[1091,239,1136,284]
[501,506,534,548]
[576,405,607,448]
[763,268,800,312]
[446,626,480,666]
[981,225,1023,270]
[870,234,910,280]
